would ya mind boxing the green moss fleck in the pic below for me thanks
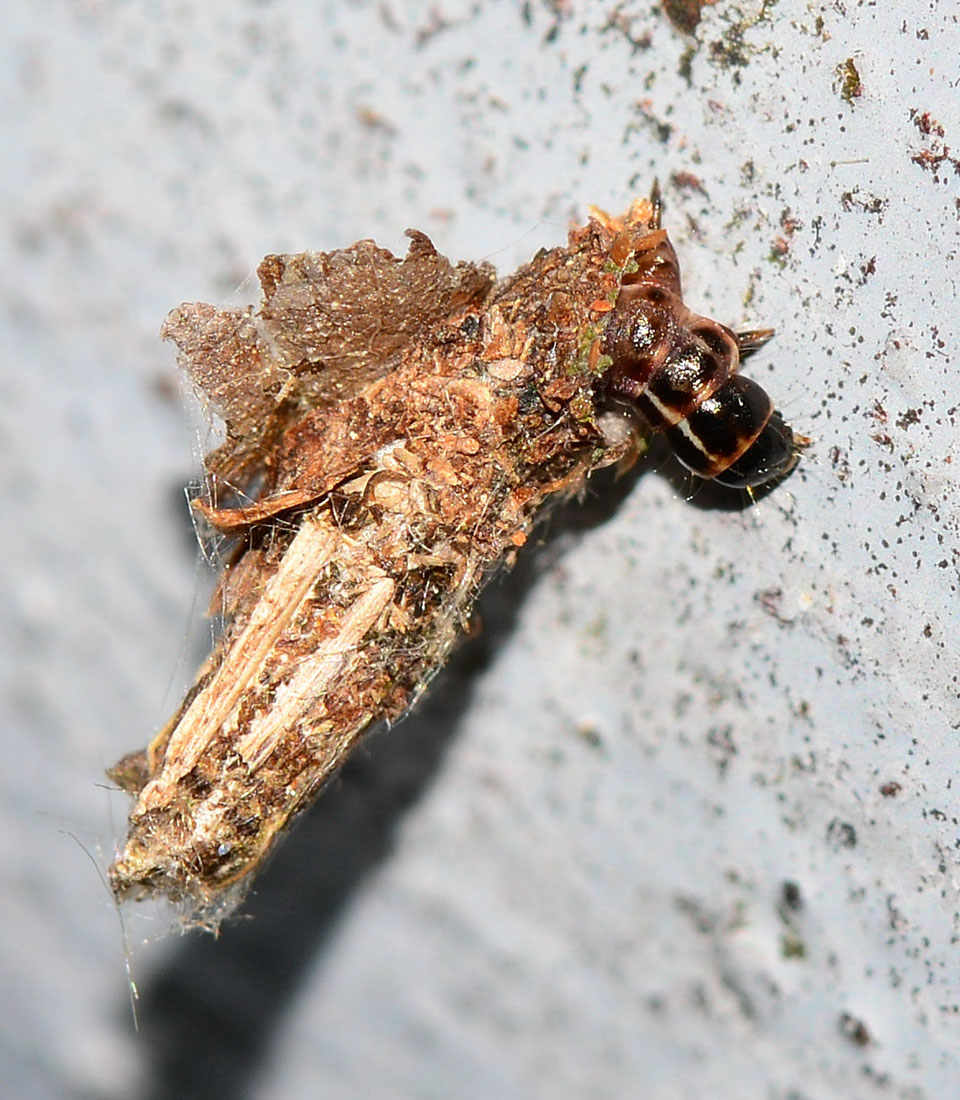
[836,58,863,103]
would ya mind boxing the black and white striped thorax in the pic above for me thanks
[600,224,798,490]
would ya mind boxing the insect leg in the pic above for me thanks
[648,179,663,229]
[736,328,775,359]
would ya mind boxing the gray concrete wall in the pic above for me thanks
[3,3,957,1098]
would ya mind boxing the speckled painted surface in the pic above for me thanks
[2,3,957,1098]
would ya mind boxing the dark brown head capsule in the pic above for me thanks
[601,195,798,489]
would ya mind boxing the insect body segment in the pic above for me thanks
[602,217,798,489]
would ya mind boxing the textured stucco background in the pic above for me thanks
[3,2,958,1098]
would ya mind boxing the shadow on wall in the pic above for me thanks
[126,458,654,1100]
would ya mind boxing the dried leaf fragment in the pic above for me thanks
[163,230,495,489]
